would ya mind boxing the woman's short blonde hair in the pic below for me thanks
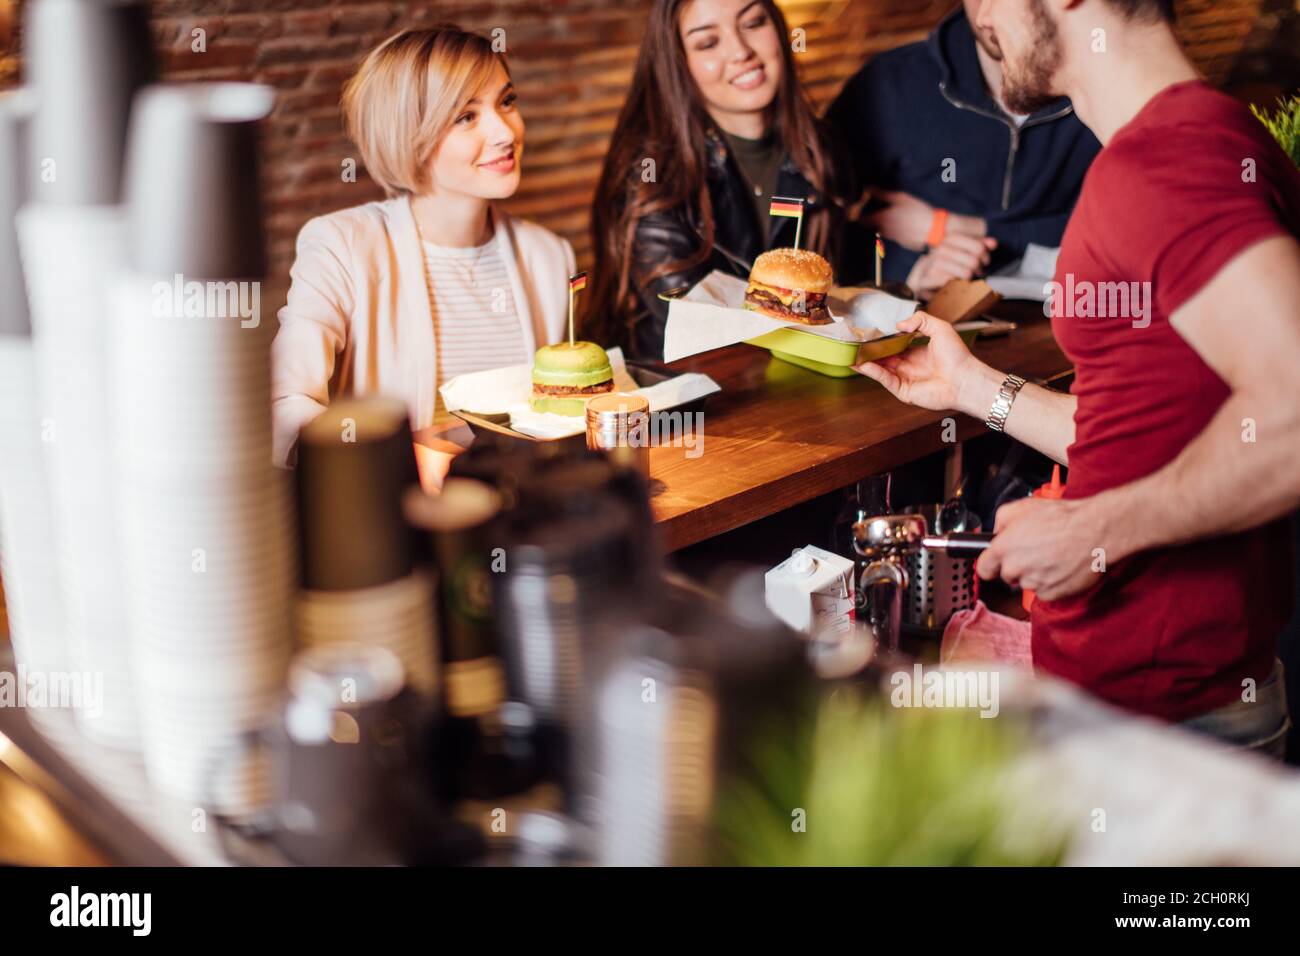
[342,26,507,197]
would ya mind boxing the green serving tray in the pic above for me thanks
[748,324,981,378]
[767,348,861,377]
[746,326,915,375]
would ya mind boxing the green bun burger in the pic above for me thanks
[529,341,615,416]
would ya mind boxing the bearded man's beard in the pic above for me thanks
[1000,0,1062,115]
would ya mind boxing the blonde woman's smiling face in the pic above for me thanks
[428,64,524,200]
[679,0,782,134]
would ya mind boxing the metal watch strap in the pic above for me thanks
[986,374,1027,433]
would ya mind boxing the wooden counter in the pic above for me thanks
[649,303,1071,552]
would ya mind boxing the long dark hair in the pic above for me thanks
[582,0,846,349]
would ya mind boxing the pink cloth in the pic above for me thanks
[940,600,1033,670]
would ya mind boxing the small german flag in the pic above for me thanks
[875,236,886,259]
[569,272,588,293]
[769,197,804,219]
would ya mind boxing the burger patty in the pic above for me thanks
[744,288,831,323]
[532,379,615,397]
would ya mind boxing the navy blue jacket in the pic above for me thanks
[827,9,1101,283]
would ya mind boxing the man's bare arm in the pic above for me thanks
[1093,235,1300,561]
[956,360,1077,467]
[854,309,1077,465]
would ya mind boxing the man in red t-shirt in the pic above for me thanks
[855,0,1300,754]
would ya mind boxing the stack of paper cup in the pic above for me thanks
[109,278,293,810]
[24,0,154,209]
[0,89,71,717]
[11,0,155,747]
[292,398,435,701]
[295,570,440,698]
[109,81,287,812]
[19,205,142,747]
[0,205,73,731]
[109,293,295,806]
[0,340,70,682]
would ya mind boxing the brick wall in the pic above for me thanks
[0,0,1274,280]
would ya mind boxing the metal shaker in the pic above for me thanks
[586,393,651,481]
[496,494,634,727]
[585,628,717,867]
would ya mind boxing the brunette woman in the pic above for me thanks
[583,0,859,360]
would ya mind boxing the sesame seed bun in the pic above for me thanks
[743,248,834,324]
[749,248,833,295]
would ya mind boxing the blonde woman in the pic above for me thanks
[272,26,574,472]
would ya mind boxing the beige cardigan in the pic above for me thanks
[271,196,575,465]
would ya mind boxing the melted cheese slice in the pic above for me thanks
[745,279,826,307]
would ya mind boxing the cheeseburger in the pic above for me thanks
[530,341,615,415]
[743,248,834,325]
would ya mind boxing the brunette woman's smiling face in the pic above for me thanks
[679,0,783,137]
[428,63,524,200]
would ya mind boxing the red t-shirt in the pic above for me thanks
[1033,81,1300,721]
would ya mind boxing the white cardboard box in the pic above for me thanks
[764,545,855,639]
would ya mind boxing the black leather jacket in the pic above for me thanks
[624,129,860,361]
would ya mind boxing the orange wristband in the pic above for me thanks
[926,208,949,247]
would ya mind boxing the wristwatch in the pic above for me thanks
[985,374,1027,433]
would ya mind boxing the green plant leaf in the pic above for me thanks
[714,689,1070,867]
[1251,96,1300,169]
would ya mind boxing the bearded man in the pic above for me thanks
[828,0,1101,295]
[854,0,1300,757]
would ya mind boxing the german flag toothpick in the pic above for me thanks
[568,272,587,345]
[770,196,806,251]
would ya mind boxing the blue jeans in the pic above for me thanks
[1180,659,1291,760]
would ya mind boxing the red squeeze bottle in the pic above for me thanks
[1022,465,1065,612]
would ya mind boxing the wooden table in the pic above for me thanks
[649,302,1071,552]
